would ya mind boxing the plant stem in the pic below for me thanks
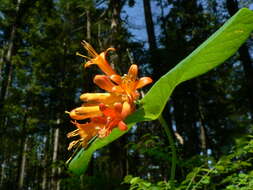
[158,115,177,189]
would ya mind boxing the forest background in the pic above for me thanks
[0,0,253,189]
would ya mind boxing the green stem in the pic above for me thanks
[158,115,177,188]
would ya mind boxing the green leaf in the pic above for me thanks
[201,176,210,185]
[68,8,253,176]
[215,165,225,171]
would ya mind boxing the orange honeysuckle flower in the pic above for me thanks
[67,119,105,150]
[110,64,153,103]
[80,93,123,105]
[76,41,116,76]
[93,75,118,93]
[69,106,102,120]
[93,69,152,104]
[97,102,131,138]
[67,101,131,148]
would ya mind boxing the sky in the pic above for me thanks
[122,1,253,49]
[122,0,168,49]
[96,0,152,48]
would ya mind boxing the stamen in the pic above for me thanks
[76,52,91,59]
[67,129,79,138]
[67,139,82,151]
[81,40,98,57]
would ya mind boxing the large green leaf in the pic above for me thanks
[68,8,253,176]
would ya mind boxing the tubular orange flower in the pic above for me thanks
[136,77,153,89]
[76,41,116,76]
[93,75,117,92]
[69,106,102,120]
[110,64,153,103]
[67,120,105,150]
[97,102,130,138]
[80,93,123,105]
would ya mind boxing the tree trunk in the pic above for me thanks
[108,0,125,72]
[0,24,16,107]
[0,48,4,80]
[0,0,22,133]
[226,0,253,115]
[56,167,61,190]
[197,80,208,155]
[86,9,91,41]
[51,120,60,190]
[0,159,6,187]
[97,23,103,48]
[110,0,122,37]
[18,137,28,190]
[143,0,161,82]
[0,0,21,107]
[143,0,157,51]
[41,135,48,190]
[41,163,47,190]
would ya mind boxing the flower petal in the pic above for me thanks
[121,101,132,119]
[91,116,107,124]
[99,103,117,117]
[113,102,123,114]
[69,112,102,120]
[118,121,128,131]
[110,74,122,84]
[85,55,116,76]
[69,107,102,120]
[130,90,140,101]
[80,93,122,104]
[112,86,124,93]
[136,77,153,89]
[74,106,100,114]
[93,75,116,92]
[128,64,138,79]
[98,103,107,112]
[82,42,116,76]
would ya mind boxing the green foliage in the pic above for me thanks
[123,136,253,190]
[123,175,172,190]
[68,8,253,176]
[180,136,253,190]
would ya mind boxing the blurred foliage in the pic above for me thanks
[123,135,253,190]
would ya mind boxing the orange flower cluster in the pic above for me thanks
[67,41,152,150]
